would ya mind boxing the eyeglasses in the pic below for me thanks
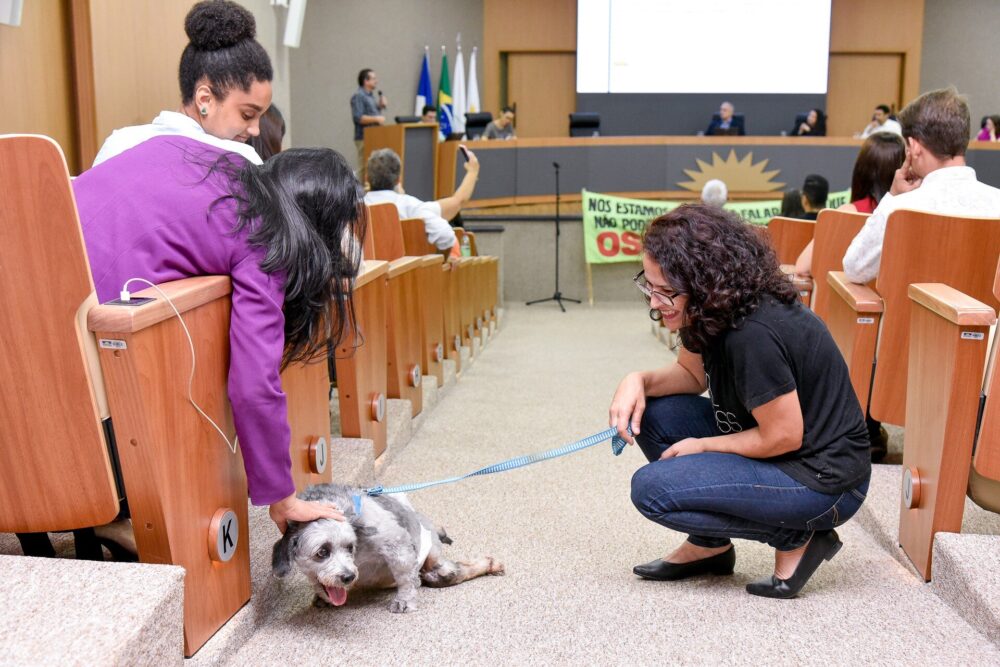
[632,270,681,307]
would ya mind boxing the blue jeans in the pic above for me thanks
[631,395,869,551]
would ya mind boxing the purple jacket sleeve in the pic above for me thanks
[227,252,295,505]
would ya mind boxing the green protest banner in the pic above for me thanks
[581,188,849,264]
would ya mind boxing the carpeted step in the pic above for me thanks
[931,533,1000,648]
[0,555,184,666]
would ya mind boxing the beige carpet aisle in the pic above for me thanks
[226,304,998,666]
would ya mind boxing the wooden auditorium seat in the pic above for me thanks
[366,203,429,415]
[332,260,389,458]
[826,210,1000,428]
[400,216,441,256]
[369,205,447,387]
[809,209,870,322]
[766,215,815,304]
[0,134,340,656]
[897,266,1000,580]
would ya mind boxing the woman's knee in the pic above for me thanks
[630,462,672,516]
[639,395,716,451]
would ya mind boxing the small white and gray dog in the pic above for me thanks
[271,484,505,613]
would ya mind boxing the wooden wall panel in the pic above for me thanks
[0,0,79,170]
[827,53,904,137]
[88,0,189,154]
[507,53,576,138]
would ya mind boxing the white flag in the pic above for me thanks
[452,40,467,134]
[467,46,480,114]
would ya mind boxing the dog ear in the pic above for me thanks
[349,516,378,539]
[271,528,300,578]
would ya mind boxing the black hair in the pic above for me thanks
[211,148,366,367]
[422,105,437,115]
[849,133,905,204]
[876,104,891,115]
[358,68,374,87]
[501,106,514,115]
[247,104,286,161]
[780,189,806,219]
[179,0,273,105]
[801,174,829,208]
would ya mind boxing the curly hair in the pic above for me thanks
[643,204,798,354]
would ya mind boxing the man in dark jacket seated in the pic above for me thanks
[705,101,746,136]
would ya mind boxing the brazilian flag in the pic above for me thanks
[437,49,454,136]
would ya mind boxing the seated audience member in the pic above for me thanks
[700,179,728,207]
[364,147,480,253]
[247,104,285,160]
[420,104,446,142]
[92,0,268,167]
[705,101,745,136]
[779,189,807,219]
[799,174,829,220]
[843,87,1000,284]
[613,205,869,599]
[483,107,516,140]
[794,133,905,277]
[794,109,826,137]
[976,114,1000,141]
[77,139,362,533]
[859,104,902,138]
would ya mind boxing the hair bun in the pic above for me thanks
[185,0,256,51]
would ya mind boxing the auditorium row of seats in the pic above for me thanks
[763,210,1000,580]
[0,134,500,657]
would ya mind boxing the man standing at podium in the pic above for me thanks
[351,68,387,182]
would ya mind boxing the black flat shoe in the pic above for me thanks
[633,546,736,581]
[746,529,842,599]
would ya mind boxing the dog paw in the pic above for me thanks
[389,598,417,613]
[488,558,506,576]
[313,595,332,609]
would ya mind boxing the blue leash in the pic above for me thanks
[351,426,629,514]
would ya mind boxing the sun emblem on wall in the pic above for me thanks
[678,150,785,192]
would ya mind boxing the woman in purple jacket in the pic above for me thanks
[75,136,365,533]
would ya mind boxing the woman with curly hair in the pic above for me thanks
[609,204,870,598]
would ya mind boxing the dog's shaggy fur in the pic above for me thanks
[271,484,504,613]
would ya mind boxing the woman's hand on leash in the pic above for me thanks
[610,371,646,444]
[270,494,345,534]
[660,437,705,459]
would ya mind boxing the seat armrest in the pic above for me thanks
[387,256,423,278]
[908,283,997,326]
[87,276,232,334]
[355,260,389,288]
[827,271,883,313]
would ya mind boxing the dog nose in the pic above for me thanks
[340,572,356,585]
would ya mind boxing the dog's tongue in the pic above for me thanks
[325,585,348,606]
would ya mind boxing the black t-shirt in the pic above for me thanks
[700,296,870,494]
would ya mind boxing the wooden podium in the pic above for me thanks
[363,123,439,201]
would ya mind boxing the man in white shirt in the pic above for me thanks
[844,88,1000,284]
[859,104,903,139]
[364,147,480,252]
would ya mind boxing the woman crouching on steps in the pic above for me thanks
[609,204,871,598]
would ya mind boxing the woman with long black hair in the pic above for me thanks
[75,137,365,532]
[610,204,870,598]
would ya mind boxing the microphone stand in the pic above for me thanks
[526,161,580,312]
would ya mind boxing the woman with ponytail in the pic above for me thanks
[93,0,273,166]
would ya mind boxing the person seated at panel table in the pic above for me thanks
[364,146,481,255]
[859,104,902,139]
[976,115,1000,142]
[794,109,826,136]
[420,104,446,142]
[705,101,745,136]
[483,107,516,140]
[794,132,905,279]
[611,204,870,599]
